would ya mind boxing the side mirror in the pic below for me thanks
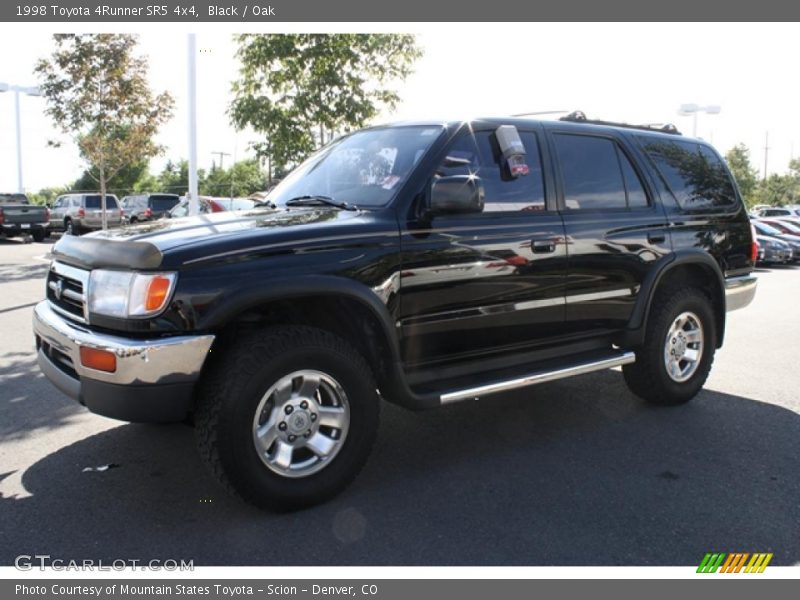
[429,175,485,215]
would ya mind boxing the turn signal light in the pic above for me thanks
[750,223,759,264]
[79,347,117,373]
[145,276,173,311]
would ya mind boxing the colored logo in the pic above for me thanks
[697,552,773,573]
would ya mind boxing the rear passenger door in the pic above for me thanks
[546,127,671,335]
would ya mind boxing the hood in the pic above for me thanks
[50,207,372,270]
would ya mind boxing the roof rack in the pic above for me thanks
[558,111,682,135]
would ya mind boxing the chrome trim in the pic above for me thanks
[565,287,637,304]
[33,301,214,386]
[440,351,636,404]
[48,280,84,304]
[50,260,90,287]
[724,275,757,312]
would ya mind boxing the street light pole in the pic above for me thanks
[677,104,721,138]
[0,82,41,193]
[187,33,199,216]
[14,89,23,193]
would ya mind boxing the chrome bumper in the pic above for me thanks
[33,300,214,399]
[724,275,757,312]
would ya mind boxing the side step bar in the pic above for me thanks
[440,351,636,404]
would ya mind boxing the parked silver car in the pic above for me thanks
[49,193,122,235]
[120,193,180,224]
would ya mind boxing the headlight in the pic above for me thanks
[87,270,177,319]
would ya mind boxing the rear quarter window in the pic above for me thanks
[638,137,738,210]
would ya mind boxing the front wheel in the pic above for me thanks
[623,287,717,405]
[195,325,380,511]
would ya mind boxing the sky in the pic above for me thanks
[1,22,799,193]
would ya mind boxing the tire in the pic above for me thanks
[65,219,77,235]
[32,229,46,243]
[195,325,380,511]
[623,286,716,406]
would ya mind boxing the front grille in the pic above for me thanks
[46,262,89,323]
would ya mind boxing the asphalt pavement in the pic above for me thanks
[1,236,798,566]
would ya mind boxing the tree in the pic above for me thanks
[230,34,422,176]
[70,159,150,195]
[725,144,759,207]
[202,159,268,197]
[35,34,173,228]
[156,159,206,196]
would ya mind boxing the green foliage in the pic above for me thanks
[28,187,68,206]
[230,34,422,172]
[725,144,759,206]
[70,160,150,194]
[35,34,174,227]
[202,159,268,197]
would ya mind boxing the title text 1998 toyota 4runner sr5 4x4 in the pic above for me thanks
[33,113,757,510]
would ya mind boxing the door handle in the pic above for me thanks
[647,233,666,244]
[531,240,556,253]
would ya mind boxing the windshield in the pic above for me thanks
[269,125,444,208]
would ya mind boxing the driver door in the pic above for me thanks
[397,125,568,368]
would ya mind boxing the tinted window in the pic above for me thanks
[619,151,649,208]
[150,196,180,211]
[84,195,119,209]
[554,134,627,210]
[639,138,737,209]
[436,129,546,212]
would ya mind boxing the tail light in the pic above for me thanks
[77,207,85,218]
[144,207,152,218]
[45,207,50,221]
[0,208,4,225]
[750,223,758,264]
[120,207,125,217]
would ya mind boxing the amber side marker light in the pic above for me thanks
[145,275,173,312]
[80,347,117,373]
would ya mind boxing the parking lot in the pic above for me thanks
[0,235,798,566]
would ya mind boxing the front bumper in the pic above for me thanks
[724,275,757,312]
[33,300,215,422]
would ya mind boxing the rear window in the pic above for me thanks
[0,193,29,204]
[638,137,737,210]
[150,196,180,211]
[84,195,119,209]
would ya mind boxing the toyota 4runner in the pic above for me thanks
[33,114,757,510]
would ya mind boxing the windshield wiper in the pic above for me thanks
[285,195,357,211]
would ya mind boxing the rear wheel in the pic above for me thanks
[623,287,716,405]
[195,325,380,511]
[32,229,47,243]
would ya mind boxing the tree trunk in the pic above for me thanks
[100,167,107,230]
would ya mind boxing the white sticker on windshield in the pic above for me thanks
[420,128,439,136]
[381,175,401,189]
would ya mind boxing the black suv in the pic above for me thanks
[33,115,757,510]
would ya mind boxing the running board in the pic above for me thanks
[439,351,636,404]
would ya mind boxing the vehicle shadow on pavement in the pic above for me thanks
[0,262,49,283]
[0,352,86,440]
[2,370,798,566]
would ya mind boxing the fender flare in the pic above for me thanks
[628,249,726,347]
[198,274,402,365]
